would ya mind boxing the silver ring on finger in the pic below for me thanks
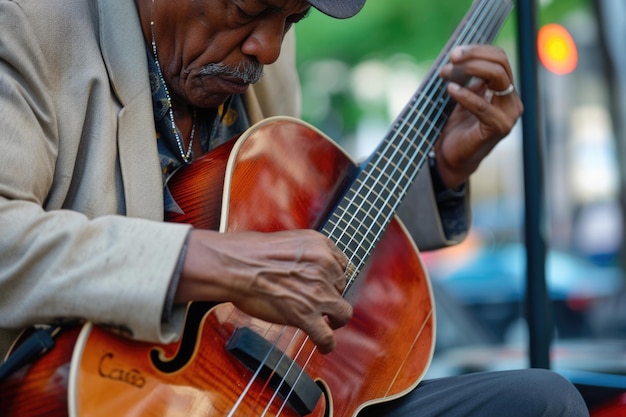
[492,84,515,96]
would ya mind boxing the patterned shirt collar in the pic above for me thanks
[145,47,251,212]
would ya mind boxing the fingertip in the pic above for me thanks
[335,296,354,320]
[449,45,467,61]
[448,82,462,93]
[313,328,336,354]
[318,339,335,355]
[439,62,452,75]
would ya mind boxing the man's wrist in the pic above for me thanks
[428,151,467,204]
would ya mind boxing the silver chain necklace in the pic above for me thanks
[150,19,196,164]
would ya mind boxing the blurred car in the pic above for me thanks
[427,242,625,342]
[426,281,626,416]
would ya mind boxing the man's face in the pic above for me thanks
[153,0,310,109]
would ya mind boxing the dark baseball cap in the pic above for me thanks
[307,0,366,18]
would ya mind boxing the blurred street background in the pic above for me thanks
[295,0,626,413]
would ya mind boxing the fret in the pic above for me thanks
[342,179,400,221]
[334,234,368,266]
[400,116,444,141]
[369,149,419,190]
[333,194,392,229]
[394,95,449,137]
[361,167,402,202]
[369,153,420,173]
[366,166,393,186]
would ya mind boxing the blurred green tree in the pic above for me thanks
[296,0,587,65]
[294,0,588,140]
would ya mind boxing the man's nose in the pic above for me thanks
[240,20,285,65]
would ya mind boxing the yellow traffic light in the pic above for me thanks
[537,23,578,75]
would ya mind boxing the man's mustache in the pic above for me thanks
[198,61,264,84]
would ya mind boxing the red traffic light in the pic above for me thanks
[537,23,578,75]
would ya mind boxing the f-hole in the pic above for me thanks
[149,301,215,373]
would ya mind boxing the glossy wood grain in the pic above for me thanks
[0,326,81,417]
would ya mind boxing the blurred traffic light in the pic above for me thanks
[537,23,578,75]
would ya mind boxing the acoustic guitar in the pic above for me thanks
[0,0,513,415]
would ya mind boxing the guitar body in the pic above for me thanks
[0,326,81,417]
[0,117,434,417]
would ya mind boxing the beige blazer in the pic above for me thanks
[0,0,465,357]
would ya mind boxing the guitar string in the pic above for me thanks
[225,1,512,415]
[324,0,498,283]
[267,4,509,412]
[288,0,506,412]
[271,1,509,414]
[281,0,510,412]
[261,333,317,417]
[343,0,513,273]
[225,325,290,417]
[331,0,511,292]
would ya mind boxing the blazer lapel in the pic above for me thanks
[96,0,164,220]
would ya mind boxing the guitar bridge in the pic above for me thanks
[226,327,322,416]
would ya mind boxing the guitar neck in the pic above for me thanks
[321,0,514,279]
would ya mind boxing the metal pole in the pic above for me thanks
[515,0,552,369]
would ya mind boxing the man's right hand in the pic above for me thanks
[177,229,354,353]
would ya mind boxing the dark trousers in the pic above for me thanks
[359,369,589,417]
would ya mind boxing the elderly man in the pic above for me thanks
[0,0,587,416]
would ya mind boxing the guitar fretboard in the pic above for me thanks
[320,0,514,286]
